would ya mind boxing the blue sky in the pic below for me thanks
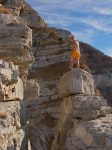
[28,0,112,56]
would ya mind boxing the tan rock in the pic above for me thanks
[0,23,32,64]
[52,70,112,150]
[24,79,40,100]
[0,14,25,24]
[5,0,46,28]
[60,95,110,121]
[0,101,27,150]
[59,68,95,98]
[63,115,112,150]
[0,60,23,101]
[20,2,46,28]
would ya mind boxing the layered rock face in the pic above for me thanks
[0,0,111,150]
[52,68,112,150]
[0,11,36,149]
[0,13,33,78]
[0,60,27,150]
[80,42,112,105]
[5,0,46,28]
[28,27,70,150]
[23,2,112,149]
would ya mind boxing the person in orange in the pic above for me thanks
[69,35,80,69]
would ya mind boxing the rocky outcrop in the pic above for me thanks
[0,59,29,149]
[0,0,111,150]
[51,68,112,150]
[0,101,26,150]
[80,42,112,104]
[94,72,112,105]
[59,68,95,98]
[4,0,46,28]
[28,12,112,150]
[0,14,32,65]
[0,11,35,149]
[0,13,34,80]
[0,60,23,101]
[51,28,71,39]
[28,26,69,150]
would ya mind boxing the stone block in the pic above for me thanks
[59,68,95,98]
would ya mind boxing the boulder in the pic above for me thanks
[59,68,95,98]
[0,14,33,67]
[0,60,23,101]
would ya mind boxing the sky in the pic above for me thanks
[28,0,112,56]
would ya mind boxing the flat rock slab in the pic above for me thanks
[58,68,95,98]
[60,95,110,121]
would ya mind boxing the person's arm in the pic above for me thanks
[76,41,80,50]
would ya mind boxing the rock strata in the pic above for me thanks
[0,8,34,149]
[52,68,112,150]
[0,60,23,101]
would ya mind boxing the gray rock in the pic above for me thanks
[24,79,40,100]
[0,22,33,65]
[0,14,25,24]
[0,101,26,150]
[64,115,112,150]
[60,95,110,121]
[0,60,23,101]
[5,0,46,28]
[20,2,46,29]
[94,73,112,88]
[59,68,95,98]
[52,70,112,150]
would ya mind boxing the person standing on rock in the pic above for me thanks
[69,35,80,69]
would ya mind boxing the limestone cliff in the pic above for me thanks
[0,14,32,150]
[52,68,112,150]
[0,0,112,150]
[0,3,39,149]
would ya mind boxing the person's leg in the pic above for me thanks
[76,58,80,68]
[69,57,74,70]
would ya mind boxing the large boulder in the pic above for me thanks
[0,60,23,101]
[59,68,95,98]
